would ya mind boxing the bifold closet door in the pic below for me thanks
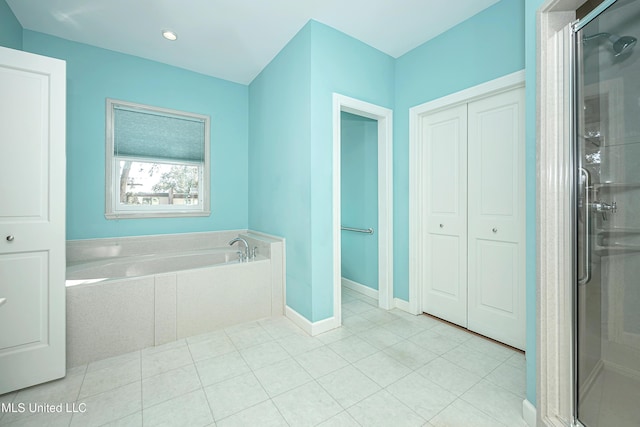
[421,104,468,328]
[467,88,525,350]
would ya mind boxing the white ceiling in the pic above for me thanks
[6,0,500,85]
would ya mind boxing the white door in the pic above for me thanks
[421,104,468,327]
[0,47,66,393]
[467,88,525,349]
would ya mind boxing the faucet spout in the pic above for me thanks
[229,237,249,261]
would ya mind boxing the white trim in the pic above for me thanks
[409,70,526,116]
[285,305,340,336]
[523,399,537,427]
[393,298,417,315]
[538,2,580,426]
[408,70,526,316]
[105,98,211,220]
[341,277,378,300]
[333,94,394,323]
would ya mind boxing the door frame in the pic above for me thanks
[408,70,526,315]
[332,94,393,324]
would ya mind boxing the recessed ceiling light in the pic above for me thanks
[162,30,177,41]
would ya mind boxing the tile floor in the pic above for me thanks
[0,288,527,426]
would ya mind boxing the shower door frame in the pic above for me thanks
[537,0,621,426]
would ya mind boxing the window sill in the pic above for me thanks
[105,210,211,220]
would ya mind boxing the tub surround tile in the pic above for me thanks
[66,278,155,367]
[176,260,272,338]
[154,274,177,346]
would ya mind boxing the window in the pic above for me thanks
[105,99,210,219]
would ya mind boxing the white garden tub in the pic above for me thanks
[65,231,285,367]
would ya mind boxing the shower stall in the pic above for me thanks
[574,0,640,426]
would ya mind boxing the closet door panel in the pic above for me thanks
[467,88,525,349]
[421,104,468,327]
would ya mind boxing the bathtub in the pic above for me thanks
[66,248,241,286]
[65,230,285,367]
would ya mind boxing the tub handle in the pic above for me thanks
[0,298,6,307]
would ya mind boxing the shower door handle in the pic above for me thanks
[578,168,591,285]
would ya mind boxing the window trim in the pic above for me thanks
[105,98,211,219]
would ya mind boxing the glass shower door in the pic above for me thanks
[575,1,640,426]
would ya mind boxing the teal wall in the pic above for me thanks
[308,21,394,321]
[341,112,379,291]
[0,0,22,50]
[22,31,249,240]
[248,23,313,319]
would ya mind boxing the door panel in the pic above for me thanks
[421,104,468,327]
[0,252,48,350]
[0,47,66,394]
[467,88,525,349]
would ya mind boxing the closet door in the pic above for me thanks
[0,47,66,393]
[467,88,525,349]
[421,105,468,327]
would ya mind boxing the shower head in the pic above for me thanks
[583,32,637,57]
[611,34,637,56]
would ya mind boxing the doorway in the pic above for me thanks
[332,94,393,326]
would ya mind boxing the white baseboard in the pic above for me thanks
[341,277,378,300]
[393,297,419,314]
[522,399,536,427]
[522,399,537,427]
[285,305,340,336]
